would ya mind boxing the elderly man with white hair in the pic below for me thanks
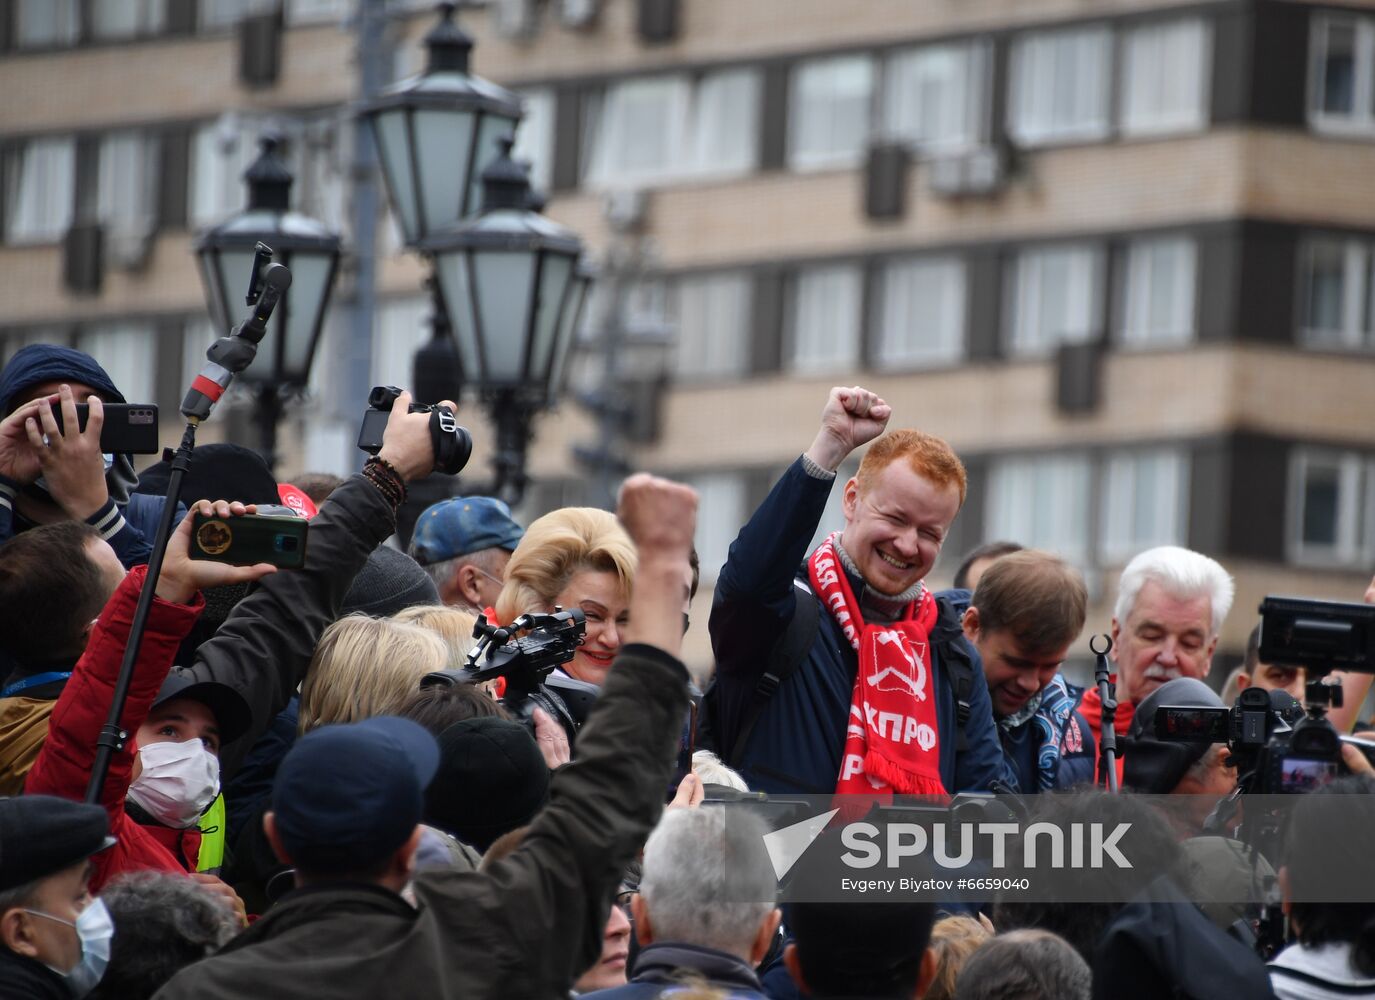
[1079,545,1235,785]
[582,807,779,1000]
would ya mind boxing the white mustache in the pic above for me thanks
[1143,664,1184,682]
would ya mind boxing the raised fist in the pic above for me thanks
[806,386,893,472]
[616,473,698,563]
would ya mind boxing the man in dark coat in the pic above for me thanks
[153,474,699,999]
[0,796,115,1000]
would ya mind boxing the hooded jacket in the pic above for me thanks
[0,344,177,568]
[708,457,1008,795]
[152,643,692,1000]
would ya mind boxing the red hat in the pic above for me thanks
[277,483,319,520]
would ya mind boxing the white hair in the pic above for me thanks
[639,807,776,957]
[692,750,749,792]
[1113,546,1234,637]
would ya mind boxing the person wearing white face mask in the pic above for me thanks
[26,499,272,913]
[0,795,116,999]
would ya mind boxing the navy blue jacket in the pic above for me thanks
[582,942,769,1000]
[708,458,1008,796]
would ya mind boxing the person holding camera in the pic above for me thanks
[0,345,179,569]
[706,386,1006,796]
[151,475,698,1000]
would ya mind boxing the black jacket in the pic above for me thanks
[583,942,770,999]
[152,643,691,1000]
[0,947,68,1000]
[173,472,395,779]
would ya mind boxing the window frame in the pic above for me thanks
[1007,25,1113,148]
[1005,242,1105,358]
[786,262,865,374]
[1117,235,1198,348]
[1308,12,1375,135]
[1287,448,1372,568]
[787,52,877,172]
[871,254,968,369]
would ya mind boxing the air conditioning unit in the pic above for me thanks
[637,0,678,43]
[105,219,157,272]
[238,9,283,88]
[559,0,600,29]
[63,223,103,295]
[927,146,1006,199]
[493,0,540,40]
[602,188,648,232]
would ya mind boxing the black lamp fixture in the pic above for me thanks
[194,134,342,469]
[422,137,591,503]
[359,1,523,246]
[359,3,593,512]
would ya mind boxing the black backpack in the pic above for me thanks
[699,582,978,769]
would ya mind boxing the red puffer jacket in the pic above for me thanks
[26,565,204,891]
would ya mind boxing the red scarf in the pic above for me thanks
[1078,685,1133,787]
[809,533,947,797]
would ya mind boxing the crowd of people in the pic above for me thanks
[1,344,1374,999]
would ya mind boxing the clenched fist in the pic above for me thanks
[616,473,698,564]
[805,386,892,473]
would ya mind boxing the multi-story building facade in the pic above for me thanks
[3,0,1375,694]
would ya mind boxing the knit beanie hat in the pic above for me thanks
[423,716,550,852]
[341,546,440,618]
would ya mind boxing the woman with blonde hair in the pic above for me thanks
[494,507,637,687]
[392,604,479,667]
[298,615,448,734]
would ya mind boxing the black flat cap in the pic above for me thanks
[0,796,113,892]
[154,673,254,747]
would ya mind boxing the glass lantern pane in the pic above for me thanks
[432,250,482,379]
[373,108,420,245]
[280,252,335,384]
[549,272,589,397]
[528,252,573,385]
[213,248,263,372]
[414,108,477,235]
[469,112,520,216]
[473,250,536,384]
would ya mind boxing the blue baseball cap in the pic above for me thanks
[409,496,524,565]
[271,717,440,874]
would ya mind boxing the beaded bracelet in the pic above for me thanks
[362,456,407,508]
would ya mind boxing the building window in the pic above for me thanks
[987,453,1092,567]
[673,273,751,380]
[76,324,157,404]
[584,69,759,187]
[1309,14,1375,131]
[1301,237,1375,349]
[1120,19,1210,136]
[1288,449,1374,567]
[1119,236,1196,347]
[788,264,863,374]
[684,472,746,583]
[189,119,262,228]
[97,132,159,260]
[287,0,350,23]
[91,0,167,39]
[873,256,966,367]
[1100,448,1189,563]
[1008,27,1111,146]
[372,296,432,390]
[1007,244,1102,357]
[512,88,555,196]
[789,54,875,171]
[16,0,80,48]
[881,41,989,154]
[3,137,76,245]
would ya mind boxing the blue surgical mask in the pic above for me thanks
[23,898,113,997]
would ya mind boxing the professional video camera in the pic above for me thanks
[451,609,591,744]
[1153,596,1375,795]
[1153,596,1375,957]
[357,385,472,475]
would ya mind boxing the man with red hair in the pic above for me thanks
[707,386,1007,797]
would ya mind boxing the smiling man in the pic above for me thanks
[961,551,1094,792]
[1080,546,1234,785]
[707,386,1007,796]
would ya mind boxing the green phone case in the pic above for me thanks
[188,513,308,570]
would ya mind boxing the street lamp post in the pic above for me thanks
[194,135,342,470]
[361,3,591,509]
